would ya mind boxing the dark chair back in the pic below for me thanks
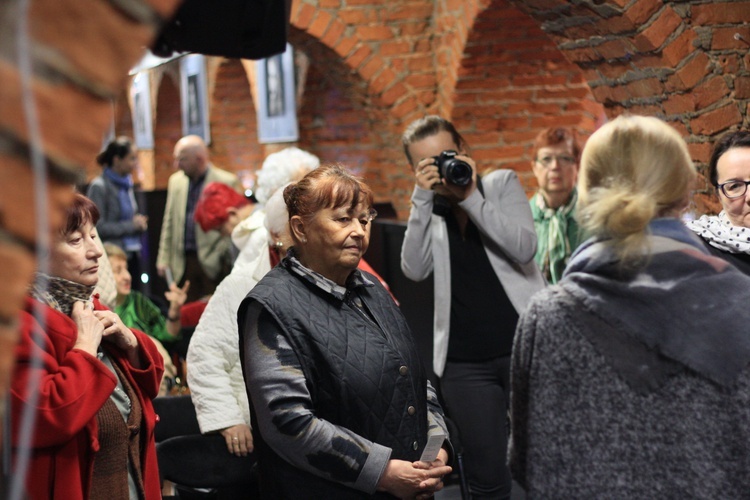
[152,395,200,442]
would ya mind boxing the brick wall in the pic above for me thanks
[0,0,183,440]
[111,0,750,218]
[152,71,182,187]
[209,59,265,174]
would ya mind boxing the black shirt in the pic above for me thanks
[440,196,518,360]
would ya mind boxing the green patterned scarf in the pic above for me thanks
[530,189,582,284]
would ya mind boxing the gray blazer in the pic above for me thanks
[400,169,545,376]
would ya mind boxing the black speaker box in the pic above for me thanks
[152,0,291,60]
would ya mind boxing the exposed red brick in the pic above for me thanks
[690,104,742,136]
[391,97,418,119]
[595,39,635,60]
[633,6,683,52]
[386,4,434,21]
[308,10,333,38]
[564,47,602,64]
[662,93,695,115]
[662,29,697,67]
[511,74,568,87]
[668,120,689,138]
[333,36,357,58]
[359,57,383,80]
[318,0,341,7]
[321,18,346,47]
[346,45,372,69]
[380,82,409,106]
[29,0,157,94]
[400,21,431,36]
[536,86,593,100]
[711,27,750,50]
[736,77,750,99]
[692,2,750,24]
[406,74,437,88]
[356,25,395,41]
[718,54,739,75]
[666,52,710,92]
[418,90,437,106]
[464,131,502,145]
[291,2,316,29]
[0,155,78,246]
[623,103,662,116]
[338,9,376,24]
[693,77,730,110]
[622,0,662,25]
[530,114,583,128]
[380,41,411,56]
[408,56,435,72]
[370,68,397,94]
[687,142,713,164]
[0,60,112,168]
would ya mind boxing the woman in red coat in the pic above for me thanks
[11,193,164,499]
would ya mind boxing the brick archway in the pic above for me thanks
[452,0,606,191]
[514,0,750,212]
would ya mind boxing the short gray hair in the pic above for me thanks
[255,147,320,204]
[264,182,291,242]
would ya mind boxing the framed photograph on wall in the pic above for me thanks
[180,54,211,143]
[130,73,154,149]
[256,44,298,143]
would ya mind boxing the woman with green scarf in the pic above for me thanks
[529,127,585,283]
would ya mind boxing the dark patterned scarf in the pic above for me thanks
[29,272,96,316]
[561,218,750,388]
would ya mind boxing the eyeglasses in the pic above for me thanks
[535,155,577,168]
[717,180,750,199]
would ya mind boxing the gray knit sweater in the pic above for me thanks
[509,286,750,499]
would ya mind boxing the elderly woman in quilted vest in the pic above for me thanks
[11,193,164,499]
[239,164,452,499]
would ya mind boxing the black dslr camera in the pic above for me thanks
[433,150,472,186]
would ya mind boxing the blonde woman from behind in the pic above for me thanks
[509,115,750,498]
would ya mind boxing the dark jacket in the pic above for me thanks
[699,236,750,276]
[239,264,431,499]
[86,174,142,251]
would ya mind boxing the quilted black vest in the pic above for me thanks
[240,264,429,499]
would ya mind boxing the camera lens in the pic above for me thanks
[444,160,472,186]
[435,151,472,186]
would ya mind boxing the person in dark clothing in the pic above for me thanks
[239,165,452,499]
[400,116,544,499]
[87,136,148,290]
[687,130,750,275]
[510,115,750,497]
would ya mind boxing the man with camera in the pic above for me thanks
[400,115,544,499]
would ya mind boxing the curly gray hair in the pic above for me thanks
[255,147,320,204]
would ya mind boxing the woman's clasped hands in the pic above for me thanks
[377,448,452,500]
[72,300,140,362]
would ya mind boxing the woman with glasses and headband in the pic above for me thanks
[509,115,750,497]
[239,165,452,499]
[529,127,585,284]
[687,130,750,275]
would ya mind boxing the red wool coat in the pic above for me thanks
[11,297,164,499]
